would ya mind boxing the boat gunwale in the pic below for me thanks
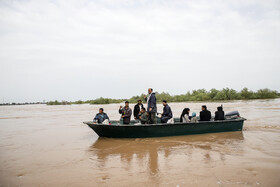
[83,117,246,127]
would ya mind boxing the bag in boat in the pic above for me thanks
[102,119,109,124]
[167,118,174,124]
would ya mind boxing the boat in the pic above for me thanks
[83,112,246,138]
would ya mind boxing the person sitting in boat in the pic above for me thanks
[93,108,110,123]
[190,112,198,122]
[215,106,225,120]
[199,105,212,121]
[133,99,144,120]
[139,107,149,124]
[160,100,173,123]
[180,108,191,122]
[119,101,132,124]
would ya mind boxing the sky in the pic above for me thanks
[0,0,280,103]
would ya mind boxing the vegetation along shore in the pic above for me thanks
[46,88,279,105]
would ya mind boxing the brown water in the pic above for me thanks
[0,99,280,186]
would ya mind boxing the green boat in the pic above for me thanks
[83,116,246,138]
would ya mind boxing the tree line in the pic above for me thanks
[46,88,279,105]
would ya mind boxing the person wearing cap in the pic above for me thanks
[160,100,173,123]
[199,105,212,121]
[215,106,225,120]
[133,99,144,120]
[119,101,132,124]
[190,112,198,123]
[93,108,110,123]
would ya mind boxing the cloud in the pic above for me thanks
[0,0,279,102]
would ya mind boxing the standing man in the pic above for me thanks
[160,100,173,123]
[144,88,157,124]
[199,105,212,121]
[133,99,144,120]
[119,101,132,124]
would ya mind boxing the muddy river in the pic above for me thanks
[0,99,280,186]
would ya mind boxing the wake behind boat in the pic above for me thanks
[83,114,246,138]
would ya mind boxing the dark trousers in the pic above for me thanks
[148,112,156,124]
[161,116,170,123]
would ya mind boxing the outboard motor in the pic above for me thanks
[225,111,240,119]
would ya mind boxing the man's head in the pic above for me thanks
[138,100,142,104]
[125,101,129,107]
[202,105,207,111]
[162,100,167,106]
[217,106,223,111]
[99,108,104,114]
[141,107,146,113]
[148,88,153,94]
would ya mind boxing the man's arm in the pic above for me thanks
[105,113,110,121]
[133,105,137,117]
[93,114,98,121]
[169,107,173,118]
[149,95,156,111]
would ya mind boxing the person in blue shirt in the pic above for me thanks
[94,108,110,123]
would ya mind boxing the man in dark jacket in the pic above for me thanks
[119,101,132,124]
[144,88,157,124]
[160,100,173,123]
[94,108,110,123]
[133,100,144,120]
[215,106,225,120]
[199,105,211,121]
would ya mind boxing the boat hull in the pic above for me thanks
[84,118,245,138]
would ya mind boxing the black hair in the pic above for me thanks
[138,99,142,102]
[99,108,104,111]
[162,100,167,103]
[202,105,207,109]
[217,106,223,111]
[142,107,146,111]
[125,101,129,104]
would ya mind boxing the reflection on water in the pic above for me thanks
[89,132,244,176]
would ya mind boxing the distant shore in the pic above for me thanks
[46,88,279,105]
[1,88,279,106]
[0,102,46,106]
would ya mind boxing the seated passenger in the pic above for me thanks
[190,112,198,122]
[160,100,173,123]
[180,108,191,122]
[93,108,110,123]
[139,108,149,124]
[199,105,211,121]
[119,101,132,124]
[181,108,190,123]
[215,106,225,120]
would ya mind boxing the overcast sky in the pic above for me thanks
[0,0,279,103]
